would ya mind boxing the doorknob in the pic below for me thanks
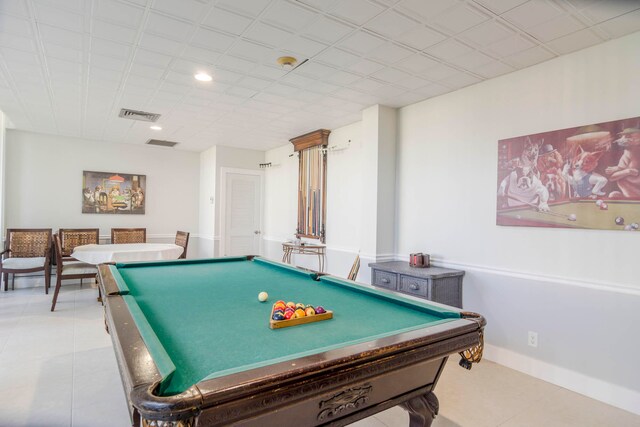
[254,230,261,234]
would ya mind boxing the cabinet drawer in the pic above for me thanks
[398,276,429,298]
[372,270,397,290]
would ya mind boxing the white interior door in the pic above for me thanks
[223,172,262,256]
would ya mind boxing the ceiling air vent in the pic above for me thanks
[119,108,161,122]
[146,139,178,148]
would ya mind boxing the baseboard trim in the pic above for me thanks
[484,344,640,416]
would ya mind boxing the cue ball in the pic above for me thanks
[568,214,577,221]
[615,216,624,225]
[258,291,268,302]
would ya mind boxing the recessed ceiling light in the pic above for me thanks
[194,72,212,82]
[150,125,162,130]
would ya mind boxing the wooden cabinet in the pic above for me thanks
[369,261,464,308]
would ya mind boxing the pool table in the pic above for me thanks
[497,199,640,230]
[98,256,485,427]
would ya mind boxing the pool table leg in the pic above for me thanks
[399,391,439,427]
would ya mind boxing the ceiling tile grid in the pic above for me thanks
[0,0,637,151]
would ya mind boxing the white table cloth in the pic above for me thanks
[71,243,184,265]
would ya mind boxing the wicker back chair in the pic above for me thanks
[111,228,146,244]
[1,228,52,293]
[175,231,190,259]
[50,234,98,312]
[59,228,99,257]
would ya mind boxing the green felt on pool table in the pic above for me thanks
[113,257,461,396]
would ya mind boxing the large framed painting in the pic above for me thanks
[496,116,640,231]
[82,171,146,214]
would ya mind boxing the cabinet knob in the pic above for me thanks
[410,284,419,290]
[381,278,390,284]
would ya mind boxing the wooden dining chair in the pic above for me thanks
[50,234,98,312]
[175,231,190,259]
[0,228,52,293]
[59,228,100,258]
[111,228,146,244]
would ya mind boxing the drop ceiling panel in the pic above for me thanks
[94,0,145,29]
[302,16,356,44]
[0,0,634,151]
[151,0,206,23]
[202,7,254,35]
[329,0,386,25]
[92,20,138,45]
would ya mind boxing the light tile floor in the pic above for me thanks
[1,285,639,427]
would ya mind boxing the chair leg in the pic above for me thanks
[51,275,62,312]
[2,272,6,291]
[80,278,83,287]
[11,274,15,291]
[44,265,51,294]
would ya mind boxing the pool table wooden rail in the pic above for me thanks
[98,263,485,427]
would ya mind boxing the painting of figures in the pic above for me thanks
[82,171,146,214]
[496,116,640,231]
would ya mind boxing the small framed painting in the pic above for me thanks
[82,171,146,214]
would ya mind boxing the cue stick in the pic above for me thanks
[506,195,572,219]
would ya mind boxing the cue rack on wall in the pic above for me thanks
[290,129,330,243]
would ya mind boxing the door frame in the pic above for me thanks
[219,167,265,257]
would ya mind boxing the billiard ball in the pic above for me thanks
[284,311,294,320]
[568,214,577,221]
[305,307,316,316]
[274,302,286,310]
[315,306,326,314]
[631,223,639,230]
[272,313,285,321]
[595,199,603,206]
[295,303,305,309]
[599,203,608,210]
[615,216,624,225]
[294,308,306,318]
[286,301,296,308]
[275,300,285,305]
[258,292,268,302]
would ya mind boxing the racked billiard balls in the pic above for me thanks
[615,216,624,225]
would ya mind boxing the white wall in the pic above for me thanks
[263,122,366,279]
[395,32,640,413]
[0,111,6,233]
[5,130,200,241]
[198,146,216,257]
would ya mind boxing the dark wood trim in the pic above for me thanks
[290,129,331,152]
[98,260,486,426]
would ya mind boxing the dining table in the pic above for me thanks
[71,243,184,265]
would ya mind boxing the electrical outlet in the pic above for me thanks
[528,331,538,347]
